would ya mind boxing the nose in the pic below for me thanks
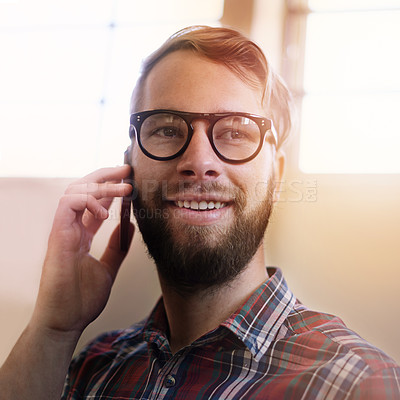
[176,122,222,180]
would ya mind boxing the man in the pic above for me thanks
[1,26,399,399]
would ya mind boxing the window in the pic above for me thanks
[0,0,224,177]
[285,0,400,173]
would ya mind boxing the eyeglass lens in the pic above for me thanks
[139,112,261,161]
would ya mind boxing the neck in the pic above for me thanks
[159,246,268,355]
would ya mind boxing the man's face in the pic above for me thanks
[131,50,281,293]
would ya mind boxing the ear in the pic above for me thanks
[273,149,285,203]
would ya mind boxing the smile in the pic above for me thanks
[174,200,227,210]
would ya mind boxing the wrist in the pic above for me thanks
[26,318,83,350]
[0,320,82,400]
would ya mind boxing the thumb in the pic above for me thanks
[100,223,135,282]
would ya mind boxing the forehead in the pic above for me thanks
[140,50,264,115]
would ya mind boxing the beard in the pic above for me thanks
[133,178,275,295]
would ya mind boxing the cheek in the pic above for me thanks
[131,149,175,200]
[131,146,157,179]
[252,179,273,206]
[130,144,141,170]
[131,150,154,195]
[240,161,275,204]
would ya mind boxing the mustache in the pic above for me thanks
[134,179,248,212]
[162,181,238,198]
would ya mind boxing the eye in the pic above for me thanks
[217,129,248,140]
[214,127,254,143]
[213,116,260,144]
[152,126,183,138]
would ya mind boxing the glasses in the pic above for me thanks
[129,109,277,164]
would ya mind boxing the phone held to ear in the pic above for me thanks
[120,148,134,251]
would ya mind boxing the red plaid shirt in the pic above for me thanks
[62,268,400,399]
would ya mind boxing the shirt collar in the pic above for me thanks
[113,268,295,362]
[112,297,168,350]
[221,267,296,362]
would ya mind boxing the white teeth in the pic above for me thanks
[199,201,208,210]
[175,200,226,210]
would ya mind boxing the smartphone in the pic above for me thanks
[120,147,134,251]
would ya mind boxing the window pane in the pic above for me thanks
[299,93,400,173]
[304,10,400,92]
[0,0,113,27]
[308,0,400,12]
[115,0,224,23]
[0,29,109,103]
[300,7,400,173]
[0,103,100,177]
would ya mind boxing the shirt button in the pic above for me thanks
[165,374,176,388]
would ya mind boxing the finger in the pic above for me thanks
[100,223,135,282]
[65,182,132,199]
[98,196,115,211]
[82,197,116,235]
[53,194,109,230]
[71,165,132,186]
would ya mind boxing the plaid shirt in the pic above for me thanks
[62,268,400,399]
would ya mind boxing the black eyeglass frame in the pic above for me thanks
[129,109,278,164]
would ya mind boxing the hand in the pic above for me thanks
[30,165,134,337]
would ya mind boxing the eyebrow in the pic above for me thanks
[162,108,252,114]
